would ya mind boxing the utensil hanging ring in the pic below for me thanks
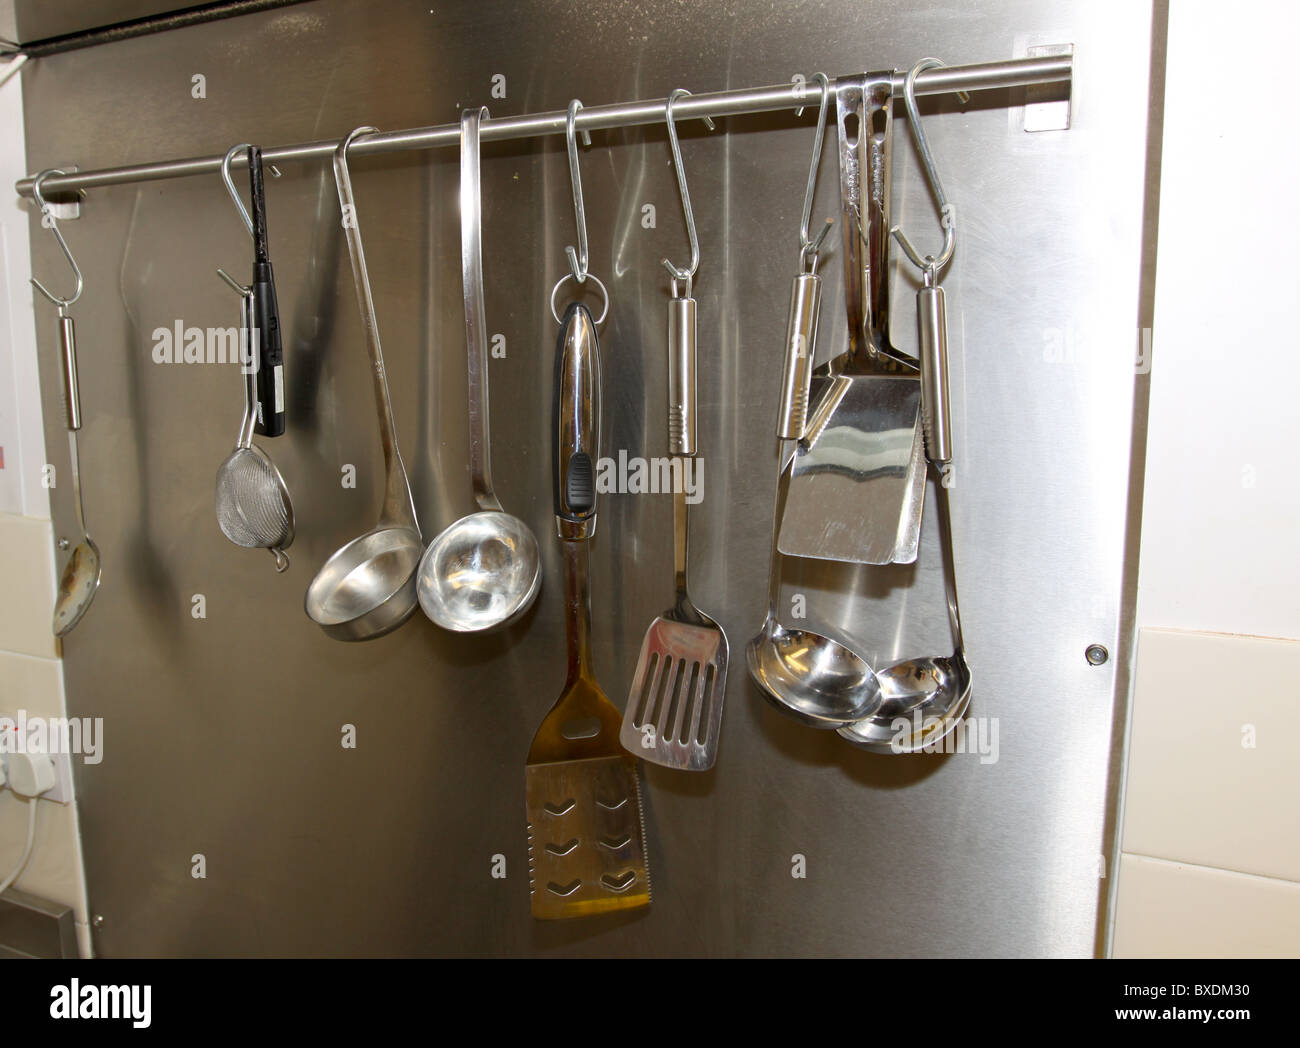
[550,271,609,326]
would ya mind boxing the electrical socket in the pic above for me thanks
[0,712,74,804]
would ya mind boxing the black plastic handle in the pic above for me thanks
[248,146,285,437]
[552,301,601,538]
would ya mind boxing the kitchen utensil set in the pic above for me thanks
[37,63,975,913]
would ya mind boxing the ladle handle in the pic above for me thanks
[58,313,80,431]
[461,107,502,513]
[918,282,952,464]
[552,302,601,541]
[331,127,418,533]
[775,271,821,439]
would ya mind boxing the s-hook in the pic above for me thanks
[30,168,83,311]
[660,87,715,299]
[891,57,959,281]
[550,99,608,325]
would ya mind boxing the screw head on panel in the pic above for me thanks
[1085,644,1109,666]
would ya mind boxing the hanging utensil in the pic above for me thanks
[838,58,972,751]
[777,71,928,566]
[623,90,728,770]
[221,143,285,437]
[526,298,650,919]
[32,170,102,637]
[212,270,294,571]
[417,107,541,633]
[304,127,423,641]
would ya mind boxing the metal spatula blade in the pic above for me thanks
[526,751,651,919]
[623,614,728,770]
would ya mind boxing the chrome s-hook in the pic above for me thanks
[891,57,958,279]
[797,72,834,274]
[661,88,715,296]
[30,169,84,310]
[221,143,256,238]
[563,99,593,284]
[551,99,609,325]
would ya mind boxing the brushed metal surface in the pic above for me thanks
[21,0,1153,956]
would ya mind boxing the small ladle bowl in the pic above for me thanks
[53,537,101,637]
[747,614,882,727]
[836,650,971,751]
[417,511,540,633]
[305,525,424,642]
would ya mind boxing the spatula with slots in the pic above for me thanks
[525,300,651,920]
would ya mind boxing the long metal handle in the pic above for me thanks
[236,291,258,449]
[835,72,907,371]
[461,108,501,512]
[331,129,417,531]
[775,272,821,439]
[667,294,696,456]
[15,57,1073,199]
[553,302,602,540]
[58,313,80,431]
[918,282,952,464]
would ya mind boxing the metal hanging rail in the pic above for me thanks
[14,54,1071,199]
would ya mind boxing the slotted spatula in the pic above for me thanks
[622,288,728,770]
[526,301,651,920]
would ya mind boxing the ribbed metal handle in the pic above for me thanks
[775,272,821,439]
[59,314,80,431]
[667,294,696,456]
[918,284,952,464]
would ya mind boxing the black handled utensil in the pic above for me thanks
[247,146,285,437]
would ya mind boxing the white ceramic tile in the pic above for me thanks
[0,513,58,658]
[0,649,63,720]
[1123,628,1300,883]
[1113,853,1300,959]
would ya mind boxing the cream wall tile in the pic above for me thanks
[0,649,63,721]
[0,513,58,659]
[1123,628,1300,883]
[1114,854,1300,959]
[0,647,62,722]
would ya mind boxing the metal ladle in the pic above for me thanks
[747,474,883,726]
[417,108,540,633]
[838,58,973,752]
[304,127,423,641]
[30,170,102,637]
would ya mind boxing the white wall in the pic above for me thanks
[1113,0,1300,958]
[0,52,93,958]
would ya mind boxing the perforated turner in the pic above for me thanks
[526,301,650,920]
[622,289,728,770]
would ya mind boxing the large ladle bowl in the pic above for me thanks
[417,510,539,633]
[747,615,882,726]
[305,525,423,641]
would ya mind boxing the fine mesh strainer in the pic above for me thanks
[215,288,294,571]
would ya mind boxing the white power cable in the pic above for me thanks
[0,798,39,895]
